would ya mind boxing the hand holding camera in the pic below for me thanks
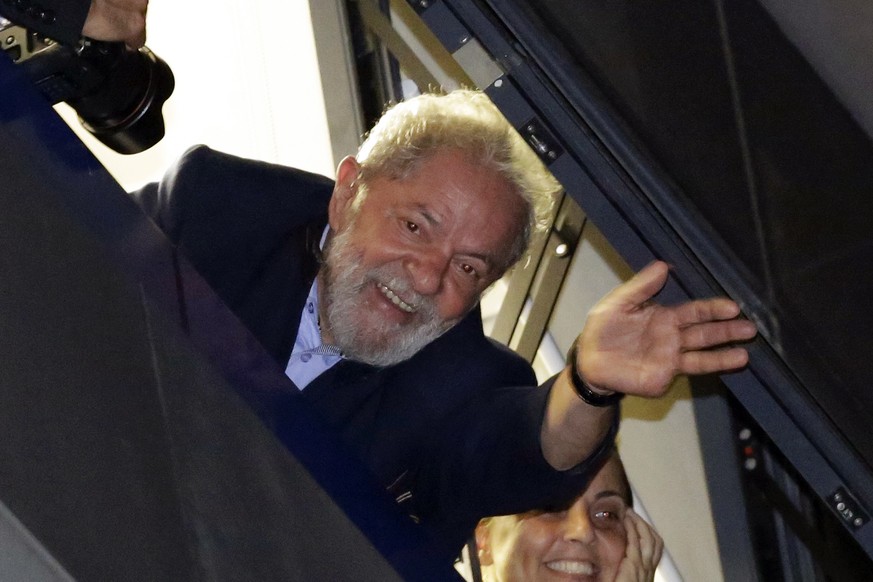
[82,0,148,48]
[0,0,172,154]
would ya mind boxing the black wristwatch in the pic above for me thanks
[567,344,624,408]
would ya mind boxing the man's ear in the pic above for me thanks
[329,155,361,231]
[474,521,494,566]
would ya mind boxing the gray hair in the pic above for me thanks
[355,89,560,271]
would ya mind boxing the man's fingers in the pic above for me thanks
[674,296,743,326]
[127,26,146,48]
[679,318,758,351]
[83,0,148,47]
[113,0,148,11]
[679,346,749,375]
[608,261,670,308]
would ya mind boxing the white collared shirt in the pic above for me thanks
[283,227,343,389]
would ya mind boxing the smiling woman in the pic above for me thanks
[473,451,663,582]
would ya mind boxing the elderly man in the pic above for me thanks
[131,91,755,558]
[4,0,757,559]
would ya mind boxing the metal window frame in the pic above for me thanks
[407,0,873,564]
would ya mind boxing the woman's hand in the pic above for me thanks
[613,509,664,582]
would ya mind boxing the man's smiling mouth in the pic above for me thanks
[377,282,417,313]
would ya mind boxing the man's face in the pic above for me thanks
[480,456,630,581]
[319,149,524,366]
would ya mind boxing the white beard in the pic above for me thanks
[319,227,459,367]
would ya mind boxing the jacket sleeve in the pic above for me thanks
[0,0,90,46]
[408,341,618,555]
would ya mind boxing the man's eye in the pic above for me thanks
[460,263,476,276]
[405,221,419,233]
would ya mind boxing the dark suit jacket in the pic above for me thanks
[134,145,614,557]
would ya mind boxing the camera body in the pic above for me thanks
[1,16,174,154]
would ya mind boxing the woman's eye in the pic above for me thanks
[406,221,419,233]
[593,510,620,523]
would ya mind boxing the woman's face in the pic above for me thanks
[479,457,630,581]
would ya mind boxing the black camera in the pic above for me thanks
[1,17,174,154]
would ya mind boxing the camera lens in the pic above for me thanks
[69,42,175,154]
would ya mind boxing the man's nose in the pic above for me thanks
[405,250,449,296]
[562,504,595,544]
